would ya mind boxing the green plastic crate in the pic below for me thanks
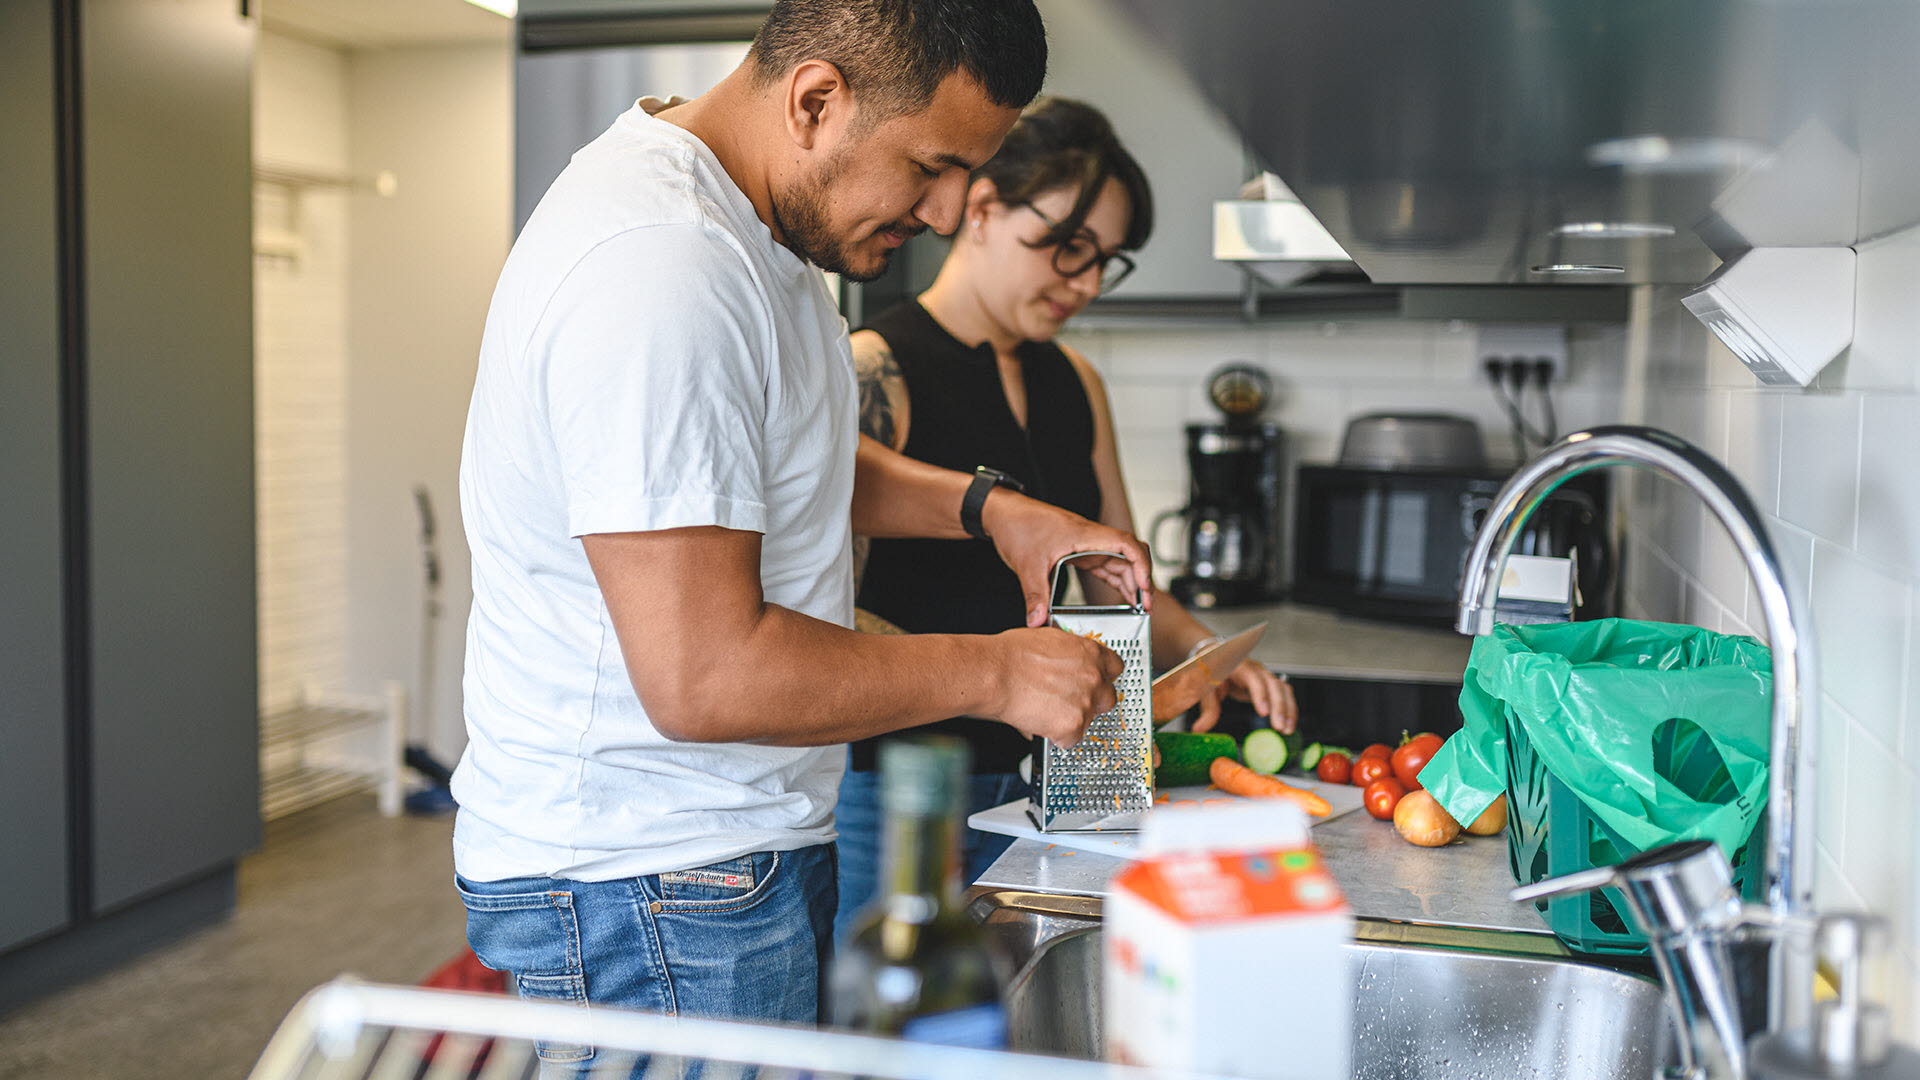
[1503,706,1766,955]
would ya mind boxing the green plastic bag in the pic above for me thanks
[1425,618,1773,857]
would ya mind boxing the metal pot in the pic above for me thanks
[1338,412,1486,470]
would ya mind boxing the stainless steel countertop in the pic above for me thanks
[974,804,1553,936]
[1197,602,1472,685]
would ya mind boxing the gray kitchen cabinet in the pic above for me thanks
[0,0,258,1008]
[0,0,73,953]
[81,0,260,913]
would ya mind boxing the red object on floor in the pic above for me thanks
[416,948,510,1071]
[420,947,509,994]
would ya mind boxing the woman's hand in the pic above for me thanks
[1188,660,1298,735]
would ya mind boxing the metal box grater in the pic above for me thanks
[1027,552,1153,833]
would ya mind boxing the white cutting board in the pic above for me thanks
[968,777,1368,857]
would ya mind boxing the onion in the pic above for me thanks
[1465,793,1509,836]
[1393,790,1462,847]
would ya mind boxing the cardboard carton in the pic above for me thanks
[1105,801,1353,1079]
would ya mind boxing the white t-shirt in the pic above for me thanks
[451,100,857,883]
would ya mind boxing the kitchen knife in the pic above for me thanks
[1148,621,1269,722]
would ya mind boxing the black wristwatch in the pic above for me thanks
[961,466,1025,540]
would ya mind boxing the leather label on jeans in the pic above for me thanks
[659,867,754,890]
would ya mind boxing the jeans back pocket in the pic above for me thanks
[455,877,593,1065]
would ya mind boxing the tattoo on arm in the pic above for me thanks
[854,337,904,449]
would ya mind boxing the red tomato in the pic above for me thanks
[1392,733,1446,790]
[1364,778,1408,820]
[1316,752,1353,784]
[1352,755,1391,787]
[1358,743,1393,761]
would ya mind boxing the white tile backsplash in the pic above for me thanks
[1859,393,1920,578]
[1817,696,1851,880]
[1097,327,1265,379]
[1722,391,1786,515]
[1263,319,1439,381]
[1840,708,1916,958]
[1909,589,1920,770]
[1812,541,1914,747]
[1777,392,1864,543]
[1847,227,1920,393]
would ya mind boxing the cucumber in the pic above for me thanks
[1299,742,1327,770]
[1153,732,1239,788]
[1243,728,1289,774]
[1280,730,1305,772]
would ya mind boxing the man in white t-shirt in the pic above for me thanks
[452,0,1151,1056]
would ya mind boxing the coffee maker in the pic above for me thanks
[1150,365,1286,609]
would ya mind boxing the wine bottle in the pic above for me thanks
[828,736,1011,1048]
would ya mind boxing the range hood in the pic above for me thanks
[1213,173,1356,289]
[1117,1,1920,287]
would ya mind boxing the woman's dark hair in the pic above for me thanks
[749,0,1047,122]
[974,97,1154,251]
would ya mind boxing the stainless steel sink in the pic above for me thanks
[971,891,1676,1080]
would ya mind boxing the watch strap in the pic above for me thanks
[961,466,1023,539]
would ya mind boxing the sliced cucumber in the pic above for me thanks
[1242,728,1289,775]
[1299,742,1326,770]
[1154,731,1240,788]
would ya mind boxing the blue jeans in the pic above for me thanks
[457,844,836,1073]
[832,768,1027,942]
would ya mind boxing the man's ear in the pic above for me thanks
[782,59,853,151]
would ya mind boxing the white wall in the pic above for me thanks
[1617,228,1920,1036]
[342,43,512,760]
[1067,317,1624,563]
[253,32,351,711]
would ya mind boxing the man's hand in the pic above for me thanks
[986,627,1124,749]
[980,490,1154,627]
[1189,660,1299,735]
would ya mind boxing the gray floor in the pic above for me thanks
[0,796,469,1080]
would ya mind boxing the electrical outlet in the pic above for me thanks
[1475,323,1567,382]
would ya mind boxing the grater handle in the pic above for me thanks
[1047,550,1146,612]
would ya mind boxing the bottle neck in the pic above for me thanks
[881,810,963,923]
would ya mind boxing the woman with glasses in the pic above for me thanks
[833,98,1299,940]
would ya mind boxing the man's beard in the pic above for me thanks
[771,155,918,283]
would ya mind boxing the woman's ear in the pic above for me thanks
[964,177,1000,240]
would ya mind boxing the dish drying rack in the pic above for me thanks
[258,681,406,821]
[247,978,1220,1080]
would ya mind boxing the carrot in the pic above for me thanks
[1209,756,1333,817]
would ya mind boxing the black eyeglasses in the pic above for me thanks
[1019,204,1136,293]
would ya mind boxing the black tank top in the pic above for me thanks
[851,300,1103,773]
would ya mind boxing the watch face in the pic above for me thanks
[978,467,1021,491]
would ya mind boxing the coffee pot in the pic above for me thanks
[1149,365,1286,609]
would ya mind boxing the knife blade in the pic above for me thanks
[1147,621,1269,722]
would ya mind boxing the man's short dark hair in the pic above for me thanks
[749,0,1047,121]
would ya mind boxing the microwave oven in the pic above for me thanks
[1290,465,1614,626]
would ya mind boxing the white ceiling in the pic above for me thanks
[261,0,513,49]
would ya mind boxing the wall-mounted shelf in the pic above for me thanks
[252,160,397,196]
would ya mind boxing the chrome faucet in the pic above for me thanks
[1515,841,1920,1080]
[1456,426,1820,1038]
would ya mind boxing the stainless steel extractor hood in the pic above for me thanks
[1116,1,1920,287]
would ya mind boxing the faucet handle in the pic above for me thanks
[1509,864,1620,904]
[1813,913,1891,1069]
[1509,840,1743,940]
